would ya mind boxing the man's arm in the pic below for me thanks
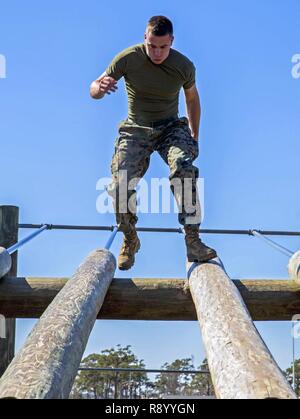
[90,71,118,100]
[184,84,201,141]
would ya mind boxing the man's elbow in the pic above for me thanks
[89,81,102,100]
[89,82,97,99]
[90,92,98,100]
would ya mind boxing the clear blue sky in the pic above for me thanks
[0,0,300,372]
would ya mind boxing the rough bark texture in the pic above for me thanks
[0,206,18,377]
[0,277,300,321]
[187,259,296,400]
[288,251,300,283]
[0,249,116,399]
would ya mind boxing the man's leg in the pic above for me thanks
[108,121,152,269]
[157,117,217,262]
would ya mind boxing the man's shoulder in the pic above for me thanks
[106,43,146,80]
[169,48,195,69]
[114,43,145,61]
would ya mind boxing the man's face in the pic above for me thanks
[144,31,174,65]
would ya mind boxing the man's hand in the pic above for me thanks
[90,74,118,99]
[98,76,118,95]
[191,132,199,142]
[184,84,201,143]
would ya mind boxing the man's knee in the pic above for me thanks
[169,161,199,180]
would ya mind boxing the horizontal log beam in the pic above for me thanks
[0,277,299,321]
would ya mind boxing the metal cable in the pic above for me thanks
[10,224,298,257]
[78,367,210,375]
[18,224,300,237]
[104,225,120,250]
[251,230,294,257]
[7,224,48,255]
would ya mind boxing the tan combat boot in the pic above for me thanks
[118,229,141,271]
[184,226,217,263]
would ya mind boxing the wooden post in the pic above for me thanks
[0,248,116,399]
[0,206,19,377]
[288,251,300,283]
[187,258,296,399]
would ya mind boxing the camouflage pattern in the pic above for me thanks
[107,116,201,233]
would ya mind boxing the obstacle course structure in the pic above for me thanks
[0,205,299,399]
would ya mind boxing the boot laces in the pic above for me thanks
[186,229,201,244]
[120,231,137,255]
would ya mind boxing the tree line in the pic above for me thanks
[70,345,214,399]
[71,344,300,399]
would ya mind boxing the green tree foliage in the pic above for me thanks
[187,359,215,397]
[71,346,215,399]
[71,345,149,399]
[153,358,215,398]
[153,358,195,397]
[285,359,300,397]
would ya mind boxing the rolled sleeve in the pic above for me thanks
[183,63,196,90]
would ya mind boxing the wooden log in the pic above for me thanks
[0,277,300,321]
[0,249,116,399]
[288,251,300,283]
[187,259,296,399]
[0,206,19,377]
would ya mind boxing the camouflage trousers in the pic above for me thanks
[107,116,201,233]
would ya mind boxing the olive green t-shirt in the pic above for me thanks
[105,43,196,124]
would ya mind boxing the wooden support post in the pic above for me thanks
[187,258,296,399]
[288,251,300,283]
[0,206,19,377]
[0,248,116,399]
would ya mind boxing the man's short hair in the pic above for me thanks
[147,16,173,36]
